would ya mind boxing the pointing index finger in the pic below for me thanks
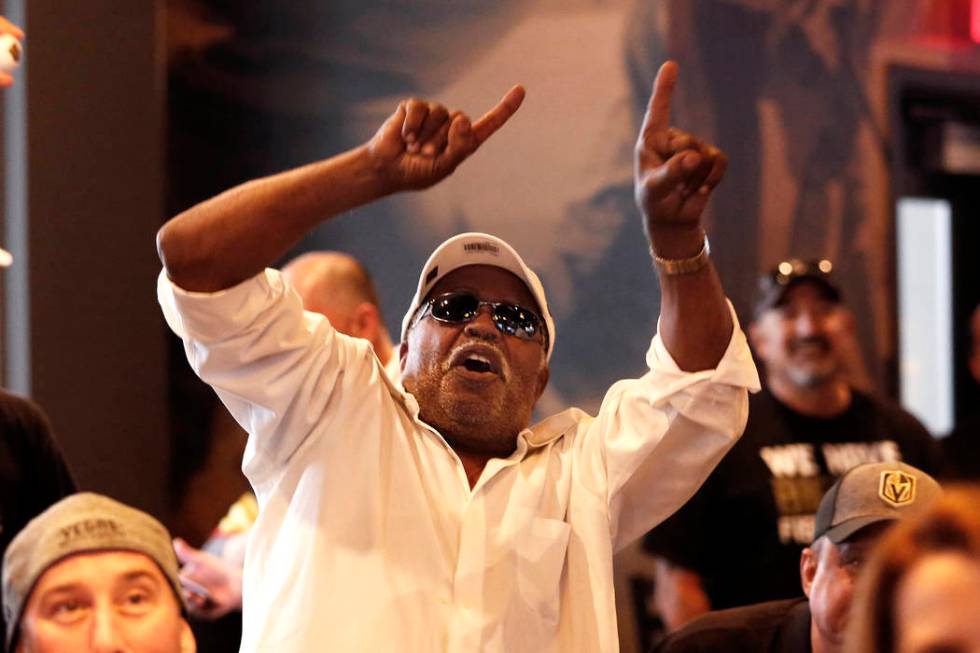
[643,60,678,135]
[472,84,526,145]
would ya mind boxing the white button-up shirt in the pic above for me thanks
[159,269,759,652]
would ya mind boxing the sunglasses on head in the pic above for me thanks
[414,291,547,344]
[766,259,834,287]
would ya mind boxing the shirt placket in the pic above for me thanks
[445,438,529,652]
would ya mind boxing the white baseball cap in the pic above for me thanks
[400,232,555,361]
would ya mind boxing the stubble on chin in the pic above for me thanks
[406,341,543,457]
[435,375,520,455]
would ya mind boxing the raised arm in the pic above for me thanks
[157,87,525,292]
[635,61,732,371]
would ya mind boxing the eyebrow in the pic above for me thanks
[39,582,84,597]
[117,570,162,586]
[42,568,161,595]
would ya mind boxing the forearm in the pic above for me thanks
[157,88,525,293]
[651,225,733,371]
[157,145,388,292]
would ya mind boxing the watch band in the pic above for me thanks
[652,233,711,275]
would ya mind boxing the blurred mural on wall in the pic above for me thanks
[164,0,936,647]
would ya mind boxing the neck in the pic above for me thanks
[768,376,851,418]
[375,334,394,367]
[456,450,493,489]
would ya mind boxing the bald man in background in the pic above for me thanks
[174,251,396,620]
[281,251,396,374]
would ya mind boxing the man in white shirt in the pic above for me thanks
[173,250,399,621]
[156,63,759,651]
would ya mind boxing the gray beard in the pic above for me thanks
[785,364,838,389]
[415,388,522,457]
[407,363,537,458]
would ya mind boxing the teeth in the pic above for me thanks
[467,355,491,364]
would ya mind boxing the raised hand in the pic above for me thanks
[0,16,24,88]
[367,85,526,192]
[634,61,726,242]
[174,537,244,620]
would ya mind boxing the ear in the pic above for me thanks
[180,619,197,653]
[399,340,409,373]
[350,303,380,340]
[535,364,550,400]
[970,349,980,385]
[800,546,817,598]
[837,306,858,334]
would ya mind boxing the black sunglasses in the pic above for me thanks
[414,292,547,344]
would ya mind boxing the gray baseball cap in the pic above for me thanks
[813,461,942,544]
[2,493,183,651]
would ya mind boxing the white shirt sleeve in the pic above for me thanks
[157,268,383,489]
[573,301,760,551]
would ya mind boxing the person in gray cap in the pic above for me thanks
[155,61,760,651]
[3,492,195,653]
[645,259,944,630]
[653,460,943,653]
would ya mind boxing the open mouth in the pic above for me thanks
[450,345,504,379]
[462,355,494,374]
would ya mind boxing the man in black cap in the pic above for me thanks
[645,260,944,630]
[653,461,942,653]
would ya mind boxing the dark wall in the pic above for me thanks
[20,1,168,516]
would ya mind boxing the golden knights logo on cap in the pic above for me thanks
[879,470,916,507]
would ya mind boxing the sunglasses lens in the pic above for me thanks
[430,293,479,322]
[492,304,539,340]
[424,293,543,343]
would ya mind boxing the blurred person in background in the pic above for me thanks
[942,304,980,481]
[645,260,943,630]
[846,484,980,653]
[654,461,942,653]
[3,493,195,653]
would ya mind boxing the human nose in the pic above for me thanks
[90,606,126,653]
[463,305,499,341]
[793,309,823,336]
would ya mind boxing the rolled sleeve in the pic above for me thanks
[579,301,760,550]
[157,268,378,488]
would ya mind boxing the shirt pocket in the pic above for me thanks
[515,517,571,624]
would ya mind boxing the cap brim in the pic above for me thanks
[823,514,896,544]
[400,233,555,360]
[755,275,840,318]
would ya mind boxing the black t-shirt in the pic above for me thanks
[651,598,811,653]
[0,390,76,633]
[645,387,943,609]
[942,412,980,481]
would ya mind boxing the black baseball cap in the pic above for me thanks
[753,259,842,319]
